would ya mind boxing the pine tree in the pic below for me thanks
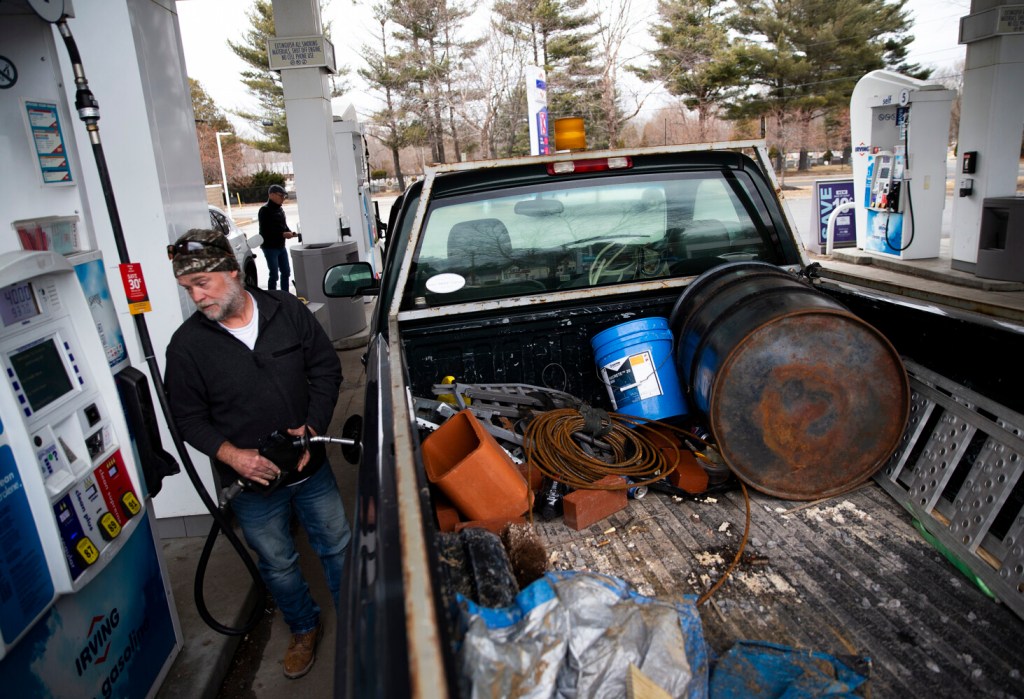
[631,0,742,142]
[228,0,348,152]
[493,0,606,148]
[387,0,479,164]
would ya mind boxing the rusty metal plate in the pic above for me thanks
[710,311,910,500]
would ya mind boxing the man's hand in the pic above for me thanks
[287,425,315,472]
[284,231,296,239]
[217,442,280,487]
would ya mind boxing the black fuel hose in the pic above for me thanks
[56,17,265,636]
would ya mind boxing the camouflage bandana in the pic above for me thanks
[170,228,240,277]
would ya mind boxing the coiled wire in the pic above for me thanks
[523,407,750,606]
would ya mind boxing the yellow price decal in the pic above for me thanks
[76,537,99,565]
[121,491,141,517]
[100,512,122,540]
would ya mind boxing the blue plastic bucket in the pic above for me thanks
[591,317,688,421]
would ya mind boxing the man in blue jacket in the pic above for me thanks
[164,228,349,679]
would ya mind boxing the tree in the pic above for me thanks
[728,0,929,171]
[631,0,742,142]
[360,4,419,190]
[386,0,480,164]
[493,0,607,147]
[190,79,244,186]
[593,0,647,148]
[443,17,525,159]
[228,0,348,152]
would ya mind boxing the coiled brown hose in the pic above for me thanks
[523,407,750,605]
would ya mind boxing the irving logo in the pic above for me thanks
[75,608,120,676]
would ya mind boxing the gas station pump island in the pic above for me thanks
[850,71,956,259]
[0,0,378,693]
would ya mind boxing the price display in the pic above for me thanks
[0,282,40,327]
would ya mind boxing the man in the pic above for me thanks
[258,183,296,291]
[164,228,349,679]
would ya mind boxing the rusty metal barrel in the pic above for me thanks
[669,261,909,500]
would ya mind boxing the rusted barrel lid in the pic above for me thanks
[673,262,910,500]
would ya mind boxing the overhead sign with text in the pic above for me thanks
[267,36,336,73]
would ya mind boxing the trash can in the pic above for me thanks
[291,241,367,341]
[976,197,1024,282]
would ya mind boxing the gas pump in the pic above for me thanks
[850,71,955,259]
[0,2,181,694]
[0,252,143,650]
[866,149,905,214]
[0,251,179,694]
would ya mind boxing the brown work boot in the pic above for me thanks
[283,623,322,679]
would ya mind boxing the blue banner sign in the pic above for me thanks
[814,179,857,248]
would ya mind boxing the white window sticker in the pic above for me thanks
[425,273,467,294]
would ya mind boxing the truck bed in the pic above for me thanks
[401,284,1024,697]
[533,482,1023,697]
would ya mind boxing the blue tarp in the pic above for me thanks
[710,640,868,698]
[458,571,870,699]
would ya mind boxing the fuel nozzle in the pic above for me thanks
[221,423,364,504]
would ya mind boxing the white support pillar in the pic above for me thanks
[950,0,1024,273]
[332,107,378,272]
[269,0,344,246]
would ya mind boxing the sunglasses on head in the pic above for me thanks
[167,239,220,260]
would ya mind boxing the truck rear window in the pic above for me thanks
[406,171,783,307]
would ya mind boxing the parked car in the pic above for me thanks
[323,143,1024,698]
[208,204,262,288]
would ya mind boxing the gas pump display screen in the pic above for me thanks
[9,338,73,411]
[0,282,40,327]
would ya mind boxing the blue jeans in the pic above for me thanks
[232,463,351,634]
[264,246,290,291]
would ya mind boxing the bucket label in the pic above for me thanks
[601,351,664,409]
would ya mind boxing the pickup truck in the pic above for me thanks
[323,142,1024,698]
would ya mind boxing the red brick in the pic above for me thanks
[455,516,527,535]
[664,450,709,493]
[518,462,545,493]
[562,476,627,530]
[434,497,461,533]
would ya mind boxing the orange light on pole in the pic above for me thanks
[553,117,586,151]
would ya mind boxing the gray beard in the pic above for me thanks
[200,282,245,323]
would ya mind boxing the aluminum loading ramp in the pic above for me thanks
[875,359,1024,621]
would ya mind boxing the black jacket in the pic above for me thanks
[165,287,341,486]
[258,199,290,249]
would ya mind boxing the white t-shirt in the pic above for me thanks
[220,292,259,349]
